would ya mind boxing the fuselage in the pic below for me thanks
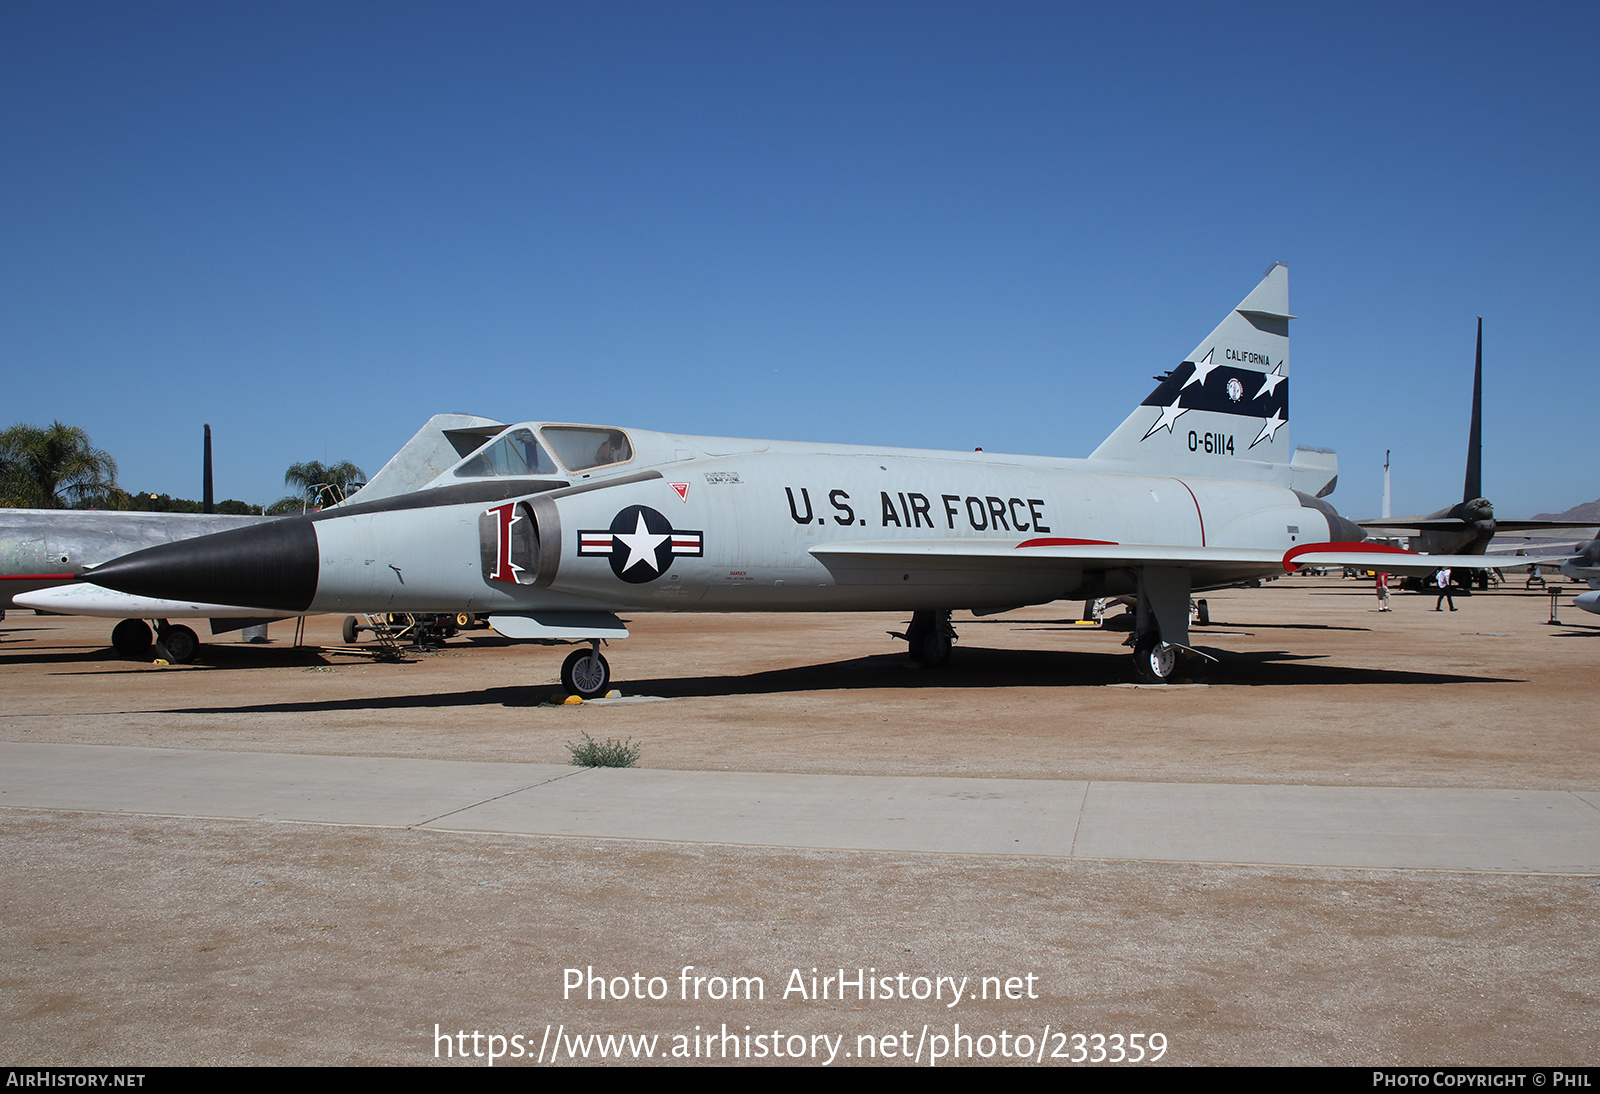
[130,422,1356,618]
[1561,540,1600,616]
[1406,498,1498,557]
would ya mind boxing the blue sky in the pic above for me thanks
[3,2,1595,517]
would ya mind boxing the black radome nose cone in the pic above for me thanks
[85,517,319,612]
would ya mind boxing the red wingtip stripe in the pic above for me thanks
[1282,540,1418,571]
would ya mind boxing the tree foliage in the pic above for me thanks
[0,422,119,509]
[273,459,366,512]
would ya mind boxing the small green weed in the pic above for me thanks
[567,732,640,768]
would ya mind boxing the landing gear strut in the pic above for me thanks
[904,610,954,668]
[561,643,611,699]
[1127,565,1213,684]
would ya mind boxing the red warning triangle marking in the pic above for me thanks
[669,482,689,502]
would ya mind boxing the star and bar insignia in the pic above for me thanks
[578,505,703,584]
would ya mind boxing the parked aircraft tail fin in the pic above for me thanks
[1090,262,1294,478]
[1463,317,1483,504]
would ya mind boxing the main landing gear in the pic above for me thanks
[561,643,611,699]
[110,618,199,663]
[901,610,955,668]
[110,620,199,662]
[1132,635,1180,684]
[111,619,152,657]
[157,624,200,664]
[1126,566,1214,684]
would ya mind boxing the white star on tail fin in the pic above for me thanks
[1181,348,1218,390]
[1255,362,1285,399]
[1141,395,1190,440]
[1250,409,1285,449]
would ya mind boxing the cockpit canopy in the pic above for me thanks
[452,425,633,479]
[540,426,633,472]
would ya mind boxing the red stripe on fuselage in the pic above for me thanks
[1014,538,1118,549]
[1174,478,1205,546]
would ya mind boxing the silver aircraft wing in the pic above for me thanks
[811,539,1503,583]
[811,539,1284,567]
[810,539,1286,592]
[1358,517,1599,534]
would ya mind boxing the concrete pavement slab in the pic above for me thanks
[439,766,1088,855]
[0,741,577,828]
[5,741,1600,872]
[1073,781,1600,872]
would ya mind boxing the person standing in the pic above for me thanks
[1434,568,1456,611]
[1375,570,1391,611]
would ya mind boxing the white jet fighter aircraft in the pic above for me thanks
[32,263,1498,692]
[1550,539,1600,616]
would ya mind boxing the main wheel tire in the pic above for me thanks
[905,610,952,667]
[917,626,952,668]
[111,618,152,658]
[342,615,360,643]
[561,648,611,699]
[905,616,931,665]
[162,625,199,664]
[1132,637,1177,684]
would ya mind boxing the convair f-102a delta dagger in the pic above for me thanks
[32,264,1499,693]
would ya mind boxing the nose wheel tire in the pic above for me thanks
[561,648,611,699]
[1133,637,1178,684]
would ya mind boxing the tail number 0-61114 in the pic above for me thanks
[1188,430,1234,455]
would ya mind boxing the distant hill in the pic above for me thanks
[1533,498,1600,522]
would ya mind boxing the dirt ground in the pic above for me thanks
[2,576,1596,1066]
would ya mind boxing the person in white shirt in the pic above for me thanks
[1433,568,1456,612]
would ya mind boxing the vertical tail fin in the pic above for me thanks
[1463,317,1483,503]
[1090,263,1293,475]
[202,424,214,515]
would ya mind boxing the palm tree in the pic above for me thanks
[275,459,366,512]
[0,422,119,509]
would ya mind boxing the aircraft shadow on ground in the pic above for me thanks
[2,646,133,668]
[30,644,368,673]
[29,634,556,673]
[1200,621,1372,632]
[147,644,1520,715]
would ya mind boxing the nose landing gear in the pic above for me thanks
[561,642,611,699]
